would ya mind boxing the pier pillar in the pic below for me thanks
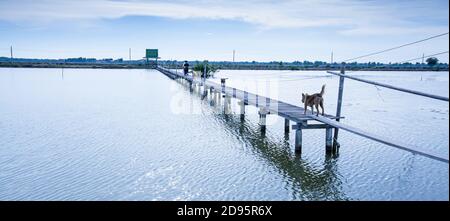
[189,82,194,92]
[203,85,208,96]
[295,122,303,154]
[256,95,259,107]
[333,64,346,149]
[221,78,226,95]
[213,90,221,113]
[326,127,333,152]
[239,101,245,121]
[224,96,231,114]
[244,91,248,104]
[284,119,290,133]
[259,107,268,133]
[197,84,202,95]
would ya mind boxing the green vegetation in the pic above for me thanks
[426,57,439,66]
[1,57,448,71]
[193,61,219,78]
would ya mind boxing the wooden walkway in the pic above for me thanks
[156,67,449,163]
[157,67,339,119]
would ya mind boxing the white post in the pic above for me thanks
[326,127,333,152]
[284,119,290,133]
[224,96,231,114]
[259,107,267,133]
[295,122,303,153]
[239,101,245,120]
[333,63,345,150]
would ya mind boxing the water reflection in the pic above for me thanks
[218,113,348,200]
[178,78,349,200]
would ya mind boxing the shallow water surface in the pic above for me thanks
[0,68,448,200]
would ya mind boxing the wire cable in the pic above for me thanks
[398,51,449,64]
[340,50,449,72]
[342,32,449,62]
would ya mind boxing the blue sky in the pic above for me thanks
[0,0,448,63]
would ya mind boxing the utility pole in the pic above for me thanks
[10,46,13,62]
[233,50,235,62]
[421,53,425,80]
[129,48,131,61]
[331,51,333,64]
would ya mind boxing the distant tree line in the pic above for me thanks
[0,57,139,64]
[161,57,448,71]
[0,56,448,71]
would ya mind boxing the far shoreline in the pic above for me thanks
[0,62,448,72]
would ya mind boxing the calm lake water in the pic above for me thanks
[0,68,448,200]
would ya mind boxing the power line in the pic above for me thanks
[342,32,449,62]
[399,51,449,63]
[344,50,449,72]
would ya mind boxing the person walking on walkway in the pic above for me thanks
[183,61,189,75]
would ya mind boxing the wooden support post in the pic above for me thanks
[208,88,214,106]
[295,122,303,153]
[256,95,259,107]
[326,127,333,152]
[224,96,231,114]
[333,63,345,150]
[259,107,267,133]
[216,90,221,110]
[203,85,208,96]
[244,91,248,104]
[239,100,245,120]
[221,78,226,96]
[284,119,290,133]
[233,88,236,98]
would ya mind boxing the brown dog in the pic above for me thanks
[302,84,325,116]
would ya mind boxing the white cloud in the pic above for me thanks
[0,0,448,35]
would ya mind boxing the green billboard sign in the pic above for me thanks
[146,49,158,58]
